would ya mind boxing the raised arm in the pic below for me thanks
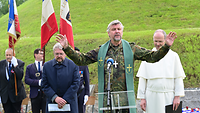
[56,34,98,66]
[165,31,177,46]
[56,34,69,49]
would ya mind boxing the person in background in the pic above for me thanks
[56,20,177,113]
[41,43,80,113]
[136,29,185,113]
[0,48,26,113]
[25,48,46,113]
[75,47,90,113]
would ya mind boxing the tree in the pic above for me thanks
[0,0,28,17]
[0,0,8,17]
[16,0,28,6]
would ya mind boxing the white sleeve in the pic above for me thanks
[137,77,147,99]
[174,77,185,97]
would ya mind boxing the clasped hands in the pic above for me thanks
[55,96,67,109]
[55,95,88,109]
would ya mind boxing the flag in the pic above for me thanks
[41,0,58,49]
[60,0,74,49]
[7,0,21,48]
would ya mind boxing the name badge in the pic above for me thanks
[35,72,40,77]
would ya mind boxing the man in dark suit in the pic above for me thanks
[0,48,26,113]
[75,47,90,113]
[41,43,80,113]
[25,48,46,113]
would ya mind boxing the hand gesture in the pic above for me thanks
[56,34,69,49]
[165,32,177,46]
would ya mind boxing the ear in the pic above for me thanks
[108,33,110,38]
[34,53,37,58]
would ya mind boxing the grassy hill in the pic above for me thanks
[1,0,200,38]
[0,0,200,93]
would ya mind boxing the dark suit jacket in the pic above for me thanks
[0,59,26,104]
[78,66,90,100]
[25,63,42,98]
[41,58,80,113]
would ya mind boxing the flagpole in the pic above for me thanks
[12,41,18,96]
[12,38,15,56]
[43,46,45,64]
[8,0,21,97]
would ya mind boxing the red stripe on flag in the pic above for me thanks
[41,13,58,49]
[8,15,21,48]
[60,17,74,49]
[9,36,17,48]
[14,14,21,35]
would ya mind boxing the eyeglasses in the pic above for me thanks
[39,53,43,55]
[55,53,64,56]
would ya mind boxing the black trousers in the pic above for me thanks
[31,91,46,113]
[78,89,86,113]
[2,98,22,113]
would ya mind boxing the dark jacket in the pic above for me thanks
[78,66,90,98]
[0,59,26,103]
[25,63,42,98]
[41,58,80,113]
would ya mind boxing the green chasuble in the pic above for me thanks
[98,39,136,113]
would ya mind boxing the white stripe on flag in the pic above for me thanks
[60,0,72,26]
[41,0,55,26]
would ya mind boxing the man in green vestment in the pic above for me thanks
[56,20,177,113]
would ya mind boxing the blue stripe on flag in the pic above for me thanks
[7,0,14,31]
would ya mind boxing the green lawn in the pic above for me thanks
[0,0,199,94]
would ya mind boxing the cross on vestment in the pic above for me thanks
[113,60,118,68]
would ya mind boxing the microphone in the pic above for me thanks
[107,58,114,70]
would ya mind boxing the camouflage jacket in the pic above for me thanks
[63,40,169,92]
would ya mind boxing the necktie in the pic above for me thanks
[38,62,40,72]
[8,62,12,75]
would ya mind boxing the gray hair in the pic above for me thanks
[5,48,14,55]
[153,29,167,39]
[107,20,124,32]
[53,43,63,51]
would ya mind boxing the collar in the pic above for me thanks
[109,41,122,50]
[7,61,11,67]
[35,60,43,65]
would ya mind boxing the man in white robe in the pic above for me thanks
[136,29,185,113]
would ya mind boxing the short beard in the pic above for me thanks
[113,36,121,41]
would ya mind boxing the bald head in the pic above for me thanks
[153,30,166,50]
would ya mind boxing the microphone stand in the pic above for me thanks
[107,67,113,112]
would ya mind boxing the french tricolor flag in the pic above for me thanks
[41,0,58,49]
[7,0,21,48]
[60,0,74,49]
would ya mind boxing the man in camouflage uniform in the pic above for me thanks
[56,20,177,113]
